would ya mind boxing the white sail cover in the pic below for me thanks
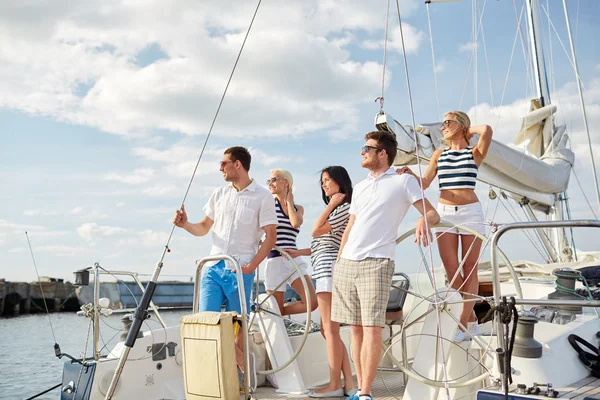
[374,103,574,210]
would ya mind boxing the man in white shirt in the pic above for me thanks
[332,131,440,400]
[173,146,277,385]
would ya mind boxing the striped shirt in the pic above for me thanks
[311,202,351,280]
[268,198,299,258]
[437,147,478,190]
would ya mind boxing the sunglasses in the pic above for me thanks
[442,120,458,127]
[266,177,282,185]
[220,160,234,168]
[361,145,381,153]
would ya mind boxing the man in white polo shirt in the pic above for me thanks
[173,146,277,389]
[332,131,440,400]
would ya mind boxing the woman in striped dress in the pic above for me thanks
[264,169,317,316]
[289,166,356,398]
[399,111,493,342]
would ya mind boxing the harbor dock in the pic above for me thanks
[0,278,79,317]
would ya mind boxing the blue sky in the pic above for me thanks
[2,0,599,283]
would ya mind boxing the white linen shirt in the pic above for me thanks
[204,180,277,269]
[341,167,423,261]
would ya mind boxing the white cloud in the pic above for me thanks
[76,222,129,242]
[23,209,59,216]
[360,23,425,55]
[24,207,84,217]
[459,42,478,53]
[465,78,600,162]
[36,245,85,257]
[116,202,125,207]
[8,247,24,253]
[0,219,46,233]
[105,168,154,185]
[248,147,304,167]
[141,184,180,198]
[0,1,419,140]
[434,61,446,73]
[139,229,170,247]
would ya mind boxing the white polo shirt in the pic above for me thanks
[341,167,423,261]
[204,180,277,269]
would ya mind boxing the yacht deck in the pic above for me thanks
[249,372,600,400]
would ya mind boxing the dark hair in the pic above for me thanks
[224,146,251,171]
[365,130,397,166]
[320,166,353,205]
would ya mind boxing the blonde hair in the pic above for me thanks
[442,110,472,146]
[271,169,294,193]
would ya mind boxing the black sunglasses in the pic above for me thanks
[361,145,381,153]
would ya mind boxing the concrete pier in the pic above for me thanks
[0,278,78,317]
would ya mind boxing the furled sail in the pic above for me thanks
[375,102,574,211]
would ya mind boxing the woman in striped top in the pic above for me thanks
[289,166,356,398]
[399,111,493,342]
[264,169,317,316]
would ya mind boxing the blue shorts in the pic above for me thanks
[198,260,255,315]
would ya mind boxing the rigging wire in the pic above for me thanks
[497,195,552,262]
[25,231,57,344]
[571,168,599,220]
[393,0,450,395]
[518,0,536,101]
[158,0,263,262]
[475,0,495,109]
[425,3,441,118]
[378,0,391,112]
[558,0,600,215]
[538,3,586,90]
[496,5,525,130]
[103,3,264,396]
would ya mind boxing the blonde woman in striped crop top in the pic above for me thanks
[264,168,318,317]
[399,111,493,342]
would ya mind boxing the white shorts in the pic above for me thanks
[264,256,309,292]
[314,277,333,294]
[435,202,486,237]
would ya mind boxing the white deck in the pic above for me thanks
[250,373,600,400]
[252,370,406,400]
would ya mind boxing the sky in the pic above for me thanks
[1,0,599,284]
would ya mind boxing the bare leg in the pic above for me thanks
[314,292,344,392]
[284,275,318,315]
[341,341,355,391]
[460,235,482,326]
[350,325,363,393]
[359,326,382,395]
[235,327,245,370]
[437,232,466,329]
[267,290,285,316]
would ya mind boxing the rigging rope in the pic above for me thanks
[378,0,391,112]
[393,0,451,395]
[160,0,263,261]
[25,232,57,343]
[425,3,441,118]
[571,168,599,219]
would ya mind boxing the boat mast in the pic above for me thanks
[525,0,551,108]
[525,0,572,261]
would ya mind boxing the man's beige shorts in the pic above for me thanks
[331,257,395,327]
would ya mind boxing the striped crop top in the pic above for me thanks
[437,147,478,190]
[268,198,299,258]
